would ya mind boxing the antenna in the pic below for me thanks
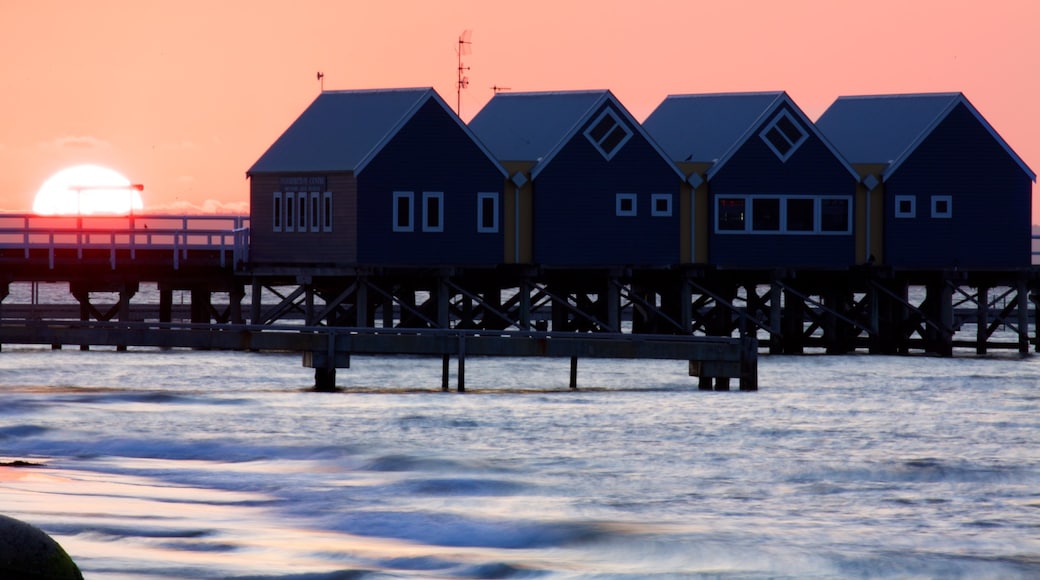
[456,30,472,115]
[316,71,325,92]
[491,85,511,94]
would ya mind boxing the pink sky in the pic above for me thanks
[2,0,1037,221]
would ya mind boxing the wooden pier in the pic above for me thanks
[3,214,1040,392]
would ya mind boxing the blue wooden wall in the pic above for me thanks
[357,98,505,266]
[708,103,858,268]
[883,102,1033,269]
[533,102,681,266]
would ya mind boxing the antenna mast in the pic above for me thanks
[456,30,472,116]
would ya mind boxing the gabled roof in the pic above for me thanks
[644,91,859,181]
[816,92,1036,181]
[469,90,683,180]
[249,88,506,177]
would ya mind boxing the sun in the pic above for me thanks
[33,164,144,216]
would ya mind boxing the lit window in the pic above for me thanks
[393,191,413,232]
[931,195,952,219]
[651,194,672,217]
[752,197,781,231]
[585,108,633,161]
[285,192,295,232]
[717,198,746,231]
[477,192,498,233]
[616,193,637,217]
[422,191,444,232]
[895,195,916,218]
[760,110,808,161]
[272,192,283,232]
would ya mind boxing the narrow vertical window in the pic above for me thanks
[422,191,444,232]
[393,191,413,232]
[297,192,308,231]
[322,191,333,232]
[477,192,499,233]
[651,193,672,217]
[616,193,637,216]
[310,192,320,232]
[285,192,295,232]
[272,192,283,232]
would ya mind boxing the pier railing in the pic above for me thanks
[0,214,249,270]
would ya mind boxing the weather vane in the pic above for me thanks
[456,30,472,116]
[316,71,325,92]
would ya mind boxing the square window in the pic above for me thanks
[752,197,781,231]
[422,191,444,232]
[393,191,414,232]
[584,108,633,161]
[477,192,499,233]
[895,195,916,218]
[717,198,746,231]
[651,193,672,217]
[786,198,814,232]
[820,198,851,232]
[931,195,952,219]
[616,193,637,217]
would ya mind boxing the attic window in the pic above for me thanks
[760,110,808,162]
[585,108,633,161]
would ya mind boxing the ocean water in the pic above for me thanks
[1,345,1038,579]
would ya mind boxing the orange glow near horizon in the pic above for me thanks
[1,0,1037,221]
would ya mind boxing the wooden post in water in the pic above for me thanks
[976,285,989,355]
[441,355,450,391]
[569,356,578,389]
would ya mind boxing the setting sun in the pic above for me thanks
[33,164,143,216]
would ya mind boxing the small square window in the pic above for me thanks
[650,194,672,217]
[616,193,637,217]
[895,195,916,218]
[931,195,952,219]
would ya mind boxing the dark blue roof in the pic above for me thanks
[817,93,1035,180]
[644,91,859,180]
[643,92,784,163]
[249,88,505,177]
[468,91,606,162]
[469,90,683,180]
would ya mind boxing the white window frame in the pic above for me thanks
[650,193,673,217]
[476,192,499,233]
[759,109,809,162]
[272,192,283,232]
[309,192,320,233]
[931,195,952,219]
[895,195,916,218]
[297,192,308,231]
[422,191,444,232]
[284,191,295,232]
[393,191,414,232]
[615,193,637,217]
[584,108,633,161]
[713,194,852,235]
[322,191,333,232]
